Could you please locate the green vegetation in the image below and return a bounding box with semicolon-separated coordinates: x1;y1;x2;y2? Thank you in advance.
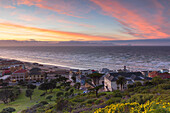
0;76;170;113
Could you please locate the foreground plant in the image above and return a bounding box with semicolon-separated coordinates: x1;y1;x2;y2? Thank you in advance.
94;101;170;113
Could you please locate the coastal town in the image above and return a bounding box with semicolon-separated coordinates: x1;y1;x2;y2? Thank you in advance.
0;58;169;91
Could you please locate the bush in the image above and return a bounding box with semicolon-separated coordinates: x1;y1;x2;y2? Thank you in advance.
158;84;170;90
2;107;16;113
46;95;53;101
94;99;102;104
105;94;113;100
56;92;64;97
98;92;106;97
86;99;97;104
72;97;86;103
127;94;154;104
112;90;122;97
105;97;121;105
40;101;48;105
95;101;170;113
134;82;142;87
127;84;134;89
65;86;71;91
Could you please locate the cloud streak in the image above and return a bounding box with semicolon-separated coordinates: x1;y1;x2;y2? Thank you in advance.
13;0;92;18
90;0;170;39
0;22;115;41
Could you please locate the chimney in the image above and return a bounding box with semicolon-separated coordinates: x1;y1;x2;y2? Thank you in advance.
124;66;126;71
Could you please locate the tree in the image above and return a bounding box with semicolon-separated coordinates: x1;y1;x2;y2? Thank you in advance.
87;73;103;86
71;76;76;83
46;95;53;101
116;76;126;91
0;89;13;104
48;80;56;93
56;76;68;83
74;82;81;90
27;84;36;90
39;82;50;93
25;89;33;100
86;73;104;97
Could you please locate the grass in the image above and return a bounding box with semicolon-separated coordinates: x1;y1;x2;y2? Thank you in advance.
0;88;59;113
0;86;83;113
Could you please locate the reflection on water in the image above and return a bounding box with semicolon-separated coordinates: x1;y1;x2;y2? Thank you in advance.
0;46;169;71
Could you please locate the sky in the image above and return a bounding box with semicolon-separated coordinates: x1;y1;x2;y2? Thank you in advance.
0;0;169;46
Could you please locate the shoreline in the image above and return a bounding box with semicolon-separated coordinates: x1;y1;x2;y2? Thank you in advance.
0;56;88;70
0;56;167;72
0;57;74;71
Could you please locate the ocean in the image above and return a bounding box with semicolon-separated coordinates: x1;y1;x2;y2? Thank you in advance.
0;46;169;71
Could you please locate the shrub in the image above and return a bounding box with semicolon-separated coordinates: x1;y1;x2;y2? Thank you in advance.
94;99;102;104
65;86;71;91
127;84;134;89
112;90;122;97
72;97;86;103
127;94;154;104
86;99;97;104
2;107;16;113
94;101;170;113
98;92;106;97
158;84;170;90
46;95;53;101
56;92;64;97
105;97;121;105
105;94;113;100
134;82;142;87
40;101;48;105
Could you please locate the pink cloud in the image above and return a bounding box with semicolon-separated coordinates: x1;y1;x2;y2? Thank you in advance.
14;0;92;18
0;22;115;41
91;0;170;39
0;0;16;9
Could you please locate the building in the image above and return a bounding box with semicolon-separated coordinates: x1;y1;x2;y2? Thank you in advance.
160;69;169;73
11;69;28;82
148;71;170;79
104;72;144;91
2;70;11;76
0;60;24;69
100;68;110;74
27;68;44;82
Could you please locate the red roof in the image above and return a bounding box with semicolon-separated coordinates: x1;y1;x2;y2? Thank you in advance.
2;70;11;76
13;69;27;74
148;71;170;79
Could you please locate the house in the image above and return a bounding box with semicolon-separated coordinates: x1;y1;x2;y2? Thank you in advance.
27;68;44;82
46;71;58;80
160;69;169;73
148;71;170;79
100;68;110;74
0;60;24;69
104;72;144;91
11;69;28;82
2;70;11;76
117;66;130;73
69;69;81;82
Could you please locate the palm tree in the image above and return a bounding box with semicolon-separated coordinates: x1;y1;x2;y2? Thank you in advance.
116;76;126;91
86;73;104;97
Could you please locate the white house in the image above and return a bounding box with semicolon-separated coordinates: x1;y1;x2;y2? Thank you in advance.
104;72;145;91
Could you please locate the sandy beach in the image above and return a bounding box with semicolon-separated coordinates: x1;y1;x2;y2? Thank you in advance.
0;57;71;72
